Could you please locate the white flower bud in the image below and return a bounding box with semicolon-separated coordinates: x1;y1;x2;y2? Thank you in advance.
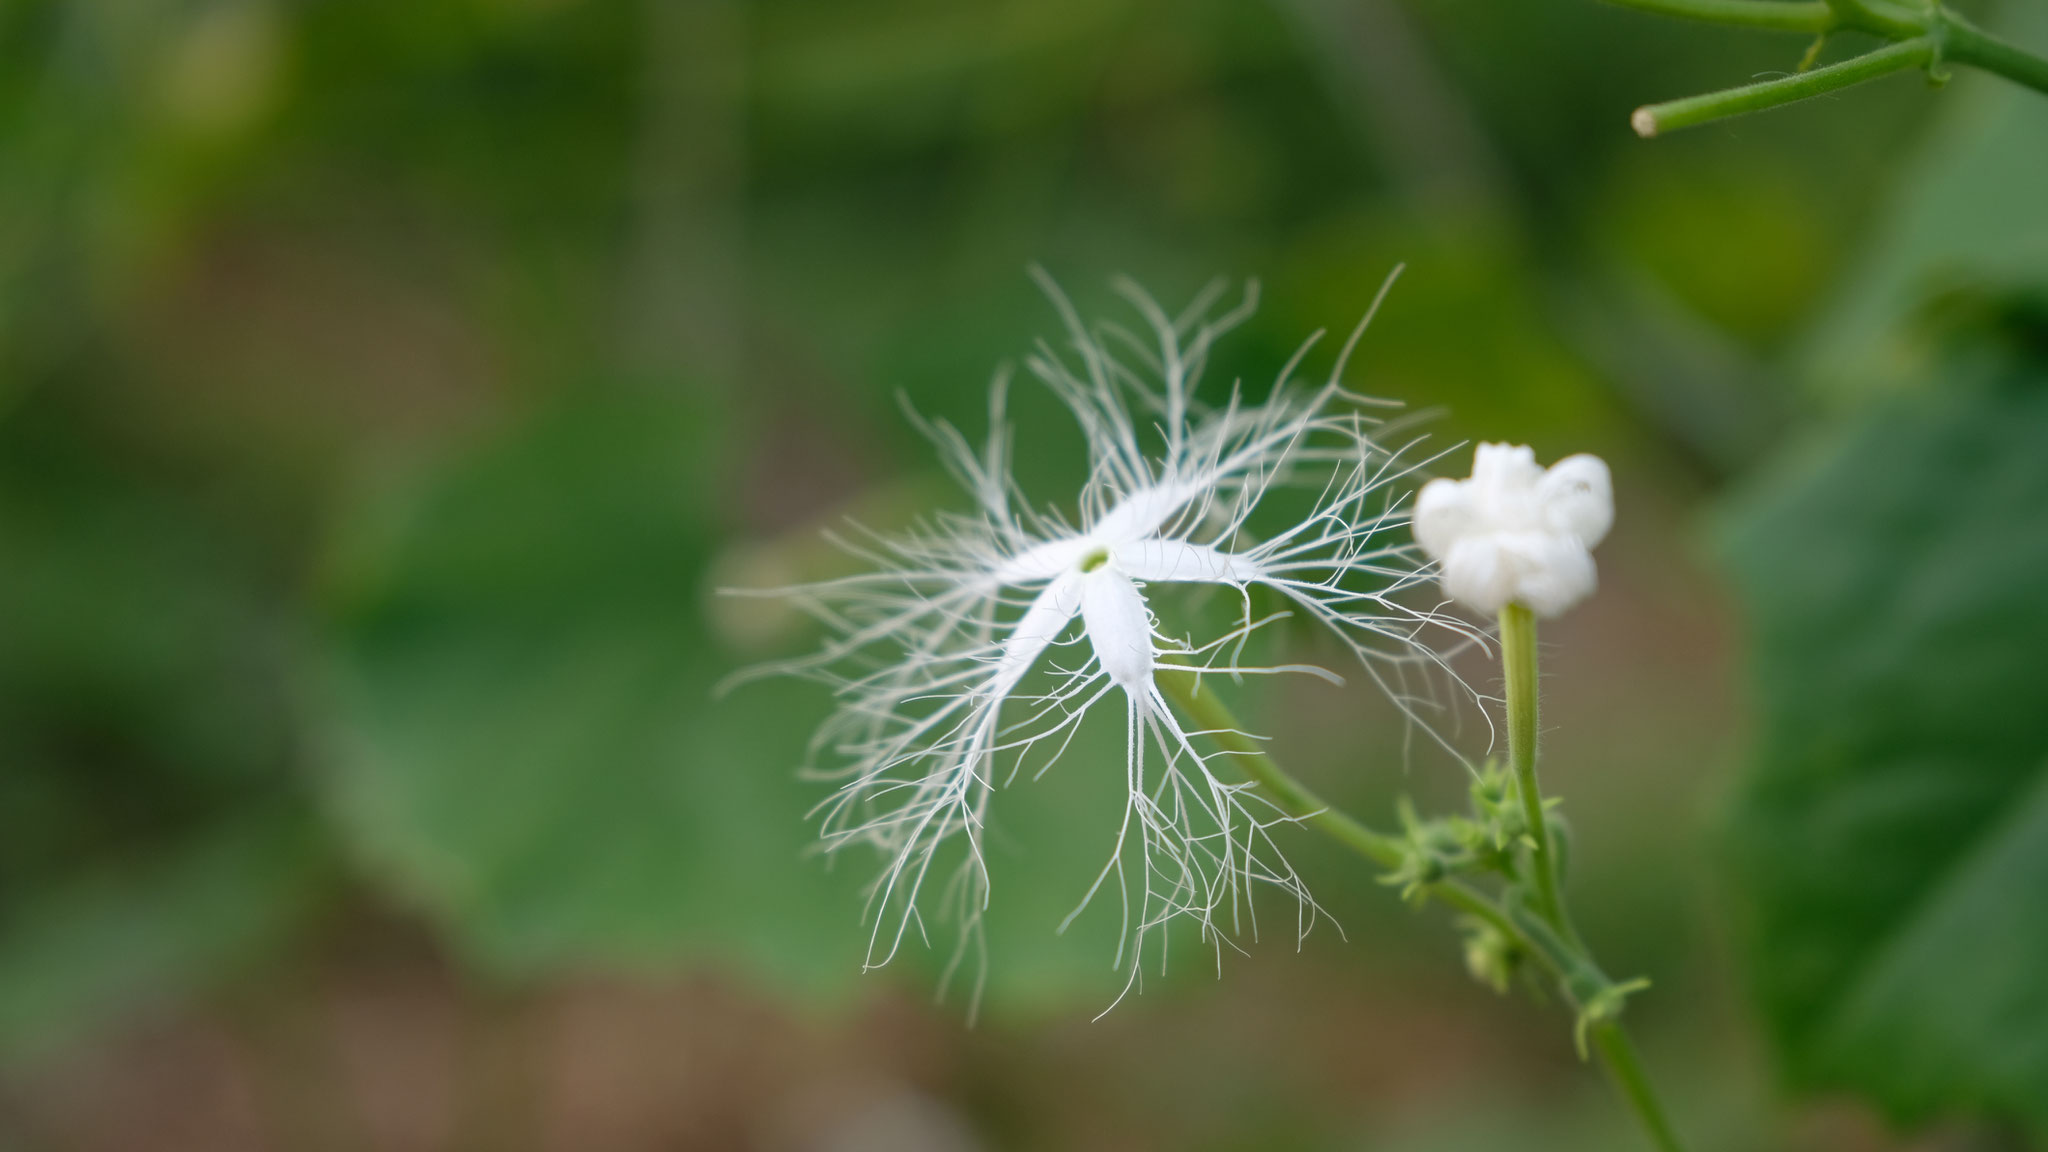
1537;454;1612;548
1412;443;1613;618
1412;477;1477;559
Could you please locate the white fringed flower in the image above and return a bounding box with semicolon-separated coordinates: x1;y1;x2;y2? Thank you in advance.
734;272;1466;1008
1412;443;1613;618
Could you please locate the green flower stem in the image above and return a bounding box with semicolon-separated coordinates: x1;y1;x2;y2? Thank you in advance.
1946;16;2048;96
1500;603;1569;934
1602;0;1834;34
1155;669;1404;870
1155;667;1687;1151
1154;669;1520;943
1498;606;1685;1151
1631;36;1933;137
1824;0;1924;40
1590;1022;1690;1152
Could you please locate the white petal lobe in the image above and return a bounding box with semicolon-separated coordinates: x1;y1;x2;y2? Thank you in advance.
991;572;1086;697
1471;442;1543;498
1441;537;1514;618
994;536;1094;584
1079;570;1155;688
1537;454;1613;547
1412;477;1476;559
1512;535;1597;617
1090;481;1200;545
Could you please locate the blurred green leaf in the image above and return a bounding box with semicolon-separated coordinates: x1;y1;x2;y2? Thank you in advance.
1274;212;1625;452
1798;3;2048;400
1597;155;1830;348
1721;343;2048;1135
316;394;873;986
0;814;322;1059
0;392;320;1054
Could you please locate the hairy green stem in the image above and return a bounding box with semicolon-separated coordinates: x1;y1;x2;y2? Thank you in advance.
1500;603;1566;931
1825;0;1924;39
1615;0;2048;135
1498;609;1684;1151
1602;0;1834;34
1946;17;2048;96
1631;36;1933;136
1592;1023;1689;1152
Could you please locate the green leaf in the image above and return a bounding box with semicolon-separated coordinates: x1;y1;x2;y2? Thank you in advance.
1721;354;2048;1134
0;814;324;1060
315;394;874;989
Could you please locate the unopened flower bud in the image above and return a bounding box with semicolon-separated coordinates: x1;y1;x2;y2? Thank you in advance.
1460;916;1521;995
1413;443;1613;617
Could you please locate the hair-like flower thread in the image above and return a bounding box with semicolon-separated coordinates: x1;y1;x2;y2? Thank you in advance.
1411;443;1613;618
735;271;1467;1008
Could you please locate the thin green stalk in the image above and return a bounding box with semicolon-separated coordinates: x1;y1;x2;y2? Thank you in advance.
1615;0;2048;135
1591;1023;1689;1152
1824;0;1923;40
1946;16;2048;97
1497;611;1684;1152
1157;668;1405;868
1631;36;1933;136
1156;666;1687;1151
1155;669;1524;947
1601;0;1834;34
1500;603;1565;930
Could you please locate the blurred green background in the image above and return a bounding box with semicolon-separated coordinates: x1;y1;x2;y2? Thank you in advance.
3;0;2047;1149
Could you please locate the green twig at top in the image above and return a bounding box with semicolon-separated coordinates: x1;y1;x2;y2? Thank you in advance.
1605;0;1833;34
1600;0;2048;135
1632;35;1934;137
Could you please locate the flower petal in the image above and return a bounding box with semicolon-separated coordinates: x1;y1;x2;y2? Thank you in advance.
1412;476;1476;561
1441;536;1516;617
1507;533;1597;617
1112;539;1260;585
995;535;1094;584
1471;442;1543;503
1079;570;1155;689
1538;453;1613;548
1089;481;1200;545
1440;532;1596;618
990;571;1086;696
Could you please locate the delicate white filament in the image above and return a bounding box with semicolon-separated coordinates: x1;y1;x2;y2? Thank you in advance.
1113;539;1261;584
732;270;1475;1009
